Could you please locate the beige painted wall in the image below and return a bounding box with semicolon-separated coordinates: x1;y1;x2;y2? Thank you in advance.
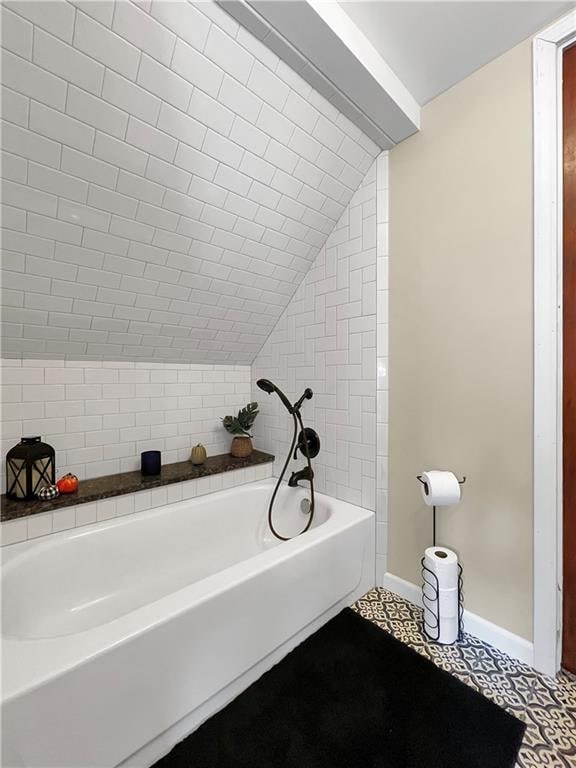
389;39;534;640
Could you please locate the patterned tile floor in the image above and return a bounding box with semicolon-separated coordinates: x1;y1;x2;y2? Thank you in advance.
354;589;576;767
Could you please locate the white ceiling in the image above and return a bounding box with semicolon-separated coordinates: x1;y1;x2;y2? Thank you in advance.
339;1;575;105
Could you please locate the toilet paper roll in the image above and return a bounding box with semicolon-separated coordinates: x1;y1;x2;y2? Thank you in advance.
422;546;460;645
438;587;459;618
437;616;459;645
423;603;459;643
422;584;459;618
424;546;459;590
420;470;461;507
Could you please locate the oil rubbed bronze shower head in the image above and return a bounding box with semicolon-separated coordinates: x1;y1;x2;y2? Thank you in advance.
293;388;313;411
256;379;294;414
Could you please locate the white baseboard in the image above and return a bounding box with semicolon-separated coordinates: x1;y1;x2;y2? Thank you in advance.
381;572;534;668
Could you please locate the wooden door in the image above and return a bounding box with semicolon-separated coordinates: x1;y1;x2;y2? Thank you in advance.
563;42;576;675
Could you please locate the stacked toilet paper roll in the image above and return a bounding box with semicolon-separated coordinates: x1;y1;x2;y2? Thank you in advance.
422;546;459;645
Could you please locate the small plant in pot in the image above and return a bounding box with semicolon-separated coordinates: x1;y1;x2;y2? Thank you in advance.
221;402;259;458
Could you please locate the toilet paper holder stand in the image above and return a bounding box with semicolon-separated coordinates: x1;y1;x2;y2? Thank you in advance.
417;474;465;643
416;474;466;546
421;556;464;642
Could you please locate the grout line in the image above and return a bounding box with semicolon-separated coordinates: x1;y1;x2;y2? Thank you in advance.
4;149;332;257
5;39;369;193
2;3;381;367
5;94;359;225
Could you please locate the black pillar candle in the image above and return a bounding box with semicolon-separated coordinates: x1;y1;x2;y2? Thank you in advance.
141;450;161;476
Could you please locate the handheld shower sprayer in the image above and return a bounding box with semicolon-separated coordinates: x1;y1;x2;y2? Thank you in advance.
256;379;294;414
256;378;319;540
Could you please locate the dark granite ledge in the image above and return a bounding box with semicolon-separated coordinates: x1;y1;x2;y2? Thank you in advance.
1;450;274;522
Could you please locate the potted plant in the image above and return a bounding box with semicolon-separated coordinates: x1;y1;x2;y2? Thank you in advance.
221;402;259;458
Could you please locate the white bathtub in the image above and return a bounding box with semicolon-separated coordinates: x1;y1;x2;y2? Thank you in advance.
1;479;374;768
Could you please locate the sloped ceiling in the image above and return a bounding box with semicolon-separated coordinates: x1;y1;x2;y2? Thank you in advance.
1;0;380;365
339;1;575;105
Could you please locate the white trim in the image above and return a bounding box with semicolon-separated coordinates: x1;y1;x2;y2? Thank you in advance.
382;573;534;668
305;0;421;129
533;10;576;677
219;1;419;147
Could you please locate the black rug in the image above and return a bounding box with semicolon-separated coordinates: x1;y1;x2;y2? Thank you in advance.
154;608;526;768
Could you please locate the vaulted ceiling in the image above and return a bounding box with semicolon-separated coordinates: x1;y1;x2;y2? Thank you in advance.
1;0;380;364
339;1;574;104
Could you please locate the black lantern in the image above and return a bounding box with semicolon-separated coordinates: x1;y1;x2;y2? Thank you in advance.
6;437;55;500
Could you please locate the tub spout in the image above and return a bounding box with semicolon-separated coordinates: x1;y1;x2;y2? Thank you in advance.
288;466;314;487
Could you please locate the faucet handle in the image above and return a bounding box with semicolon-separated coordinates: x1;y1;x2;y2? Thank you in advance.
294;427;321;460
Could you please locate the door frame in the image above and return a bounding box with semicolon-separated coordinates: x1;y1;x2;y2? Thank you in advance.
533;10;576;677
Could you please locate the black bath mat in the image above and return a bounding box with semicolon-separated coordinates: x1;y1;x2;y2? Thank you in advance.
154;608;525;768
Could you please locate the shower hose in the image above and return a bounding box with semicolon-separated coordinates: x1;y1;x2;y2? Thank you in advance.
267;408;315;541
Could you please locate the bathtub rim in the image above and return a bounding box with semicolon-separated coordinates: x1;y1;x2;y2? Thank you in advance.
2;479;374;704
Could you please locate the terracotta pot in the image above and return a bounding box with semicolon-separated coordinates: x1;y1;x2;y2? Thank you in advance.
230;436;253;458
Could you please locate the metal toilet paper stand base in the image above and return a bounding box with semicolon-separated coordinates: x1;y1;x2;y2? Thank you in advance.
421;556;464;642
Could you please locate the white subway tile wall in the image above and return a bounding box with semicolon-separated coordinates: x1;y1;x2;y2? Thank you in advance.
1;0;380;365
0;462;273;545
375;152;389;584
252;158;382;513
0;359;251;493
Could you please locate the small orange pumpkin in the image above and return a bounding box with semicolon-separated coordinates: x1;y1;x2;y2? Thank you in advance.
56;473;79;494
